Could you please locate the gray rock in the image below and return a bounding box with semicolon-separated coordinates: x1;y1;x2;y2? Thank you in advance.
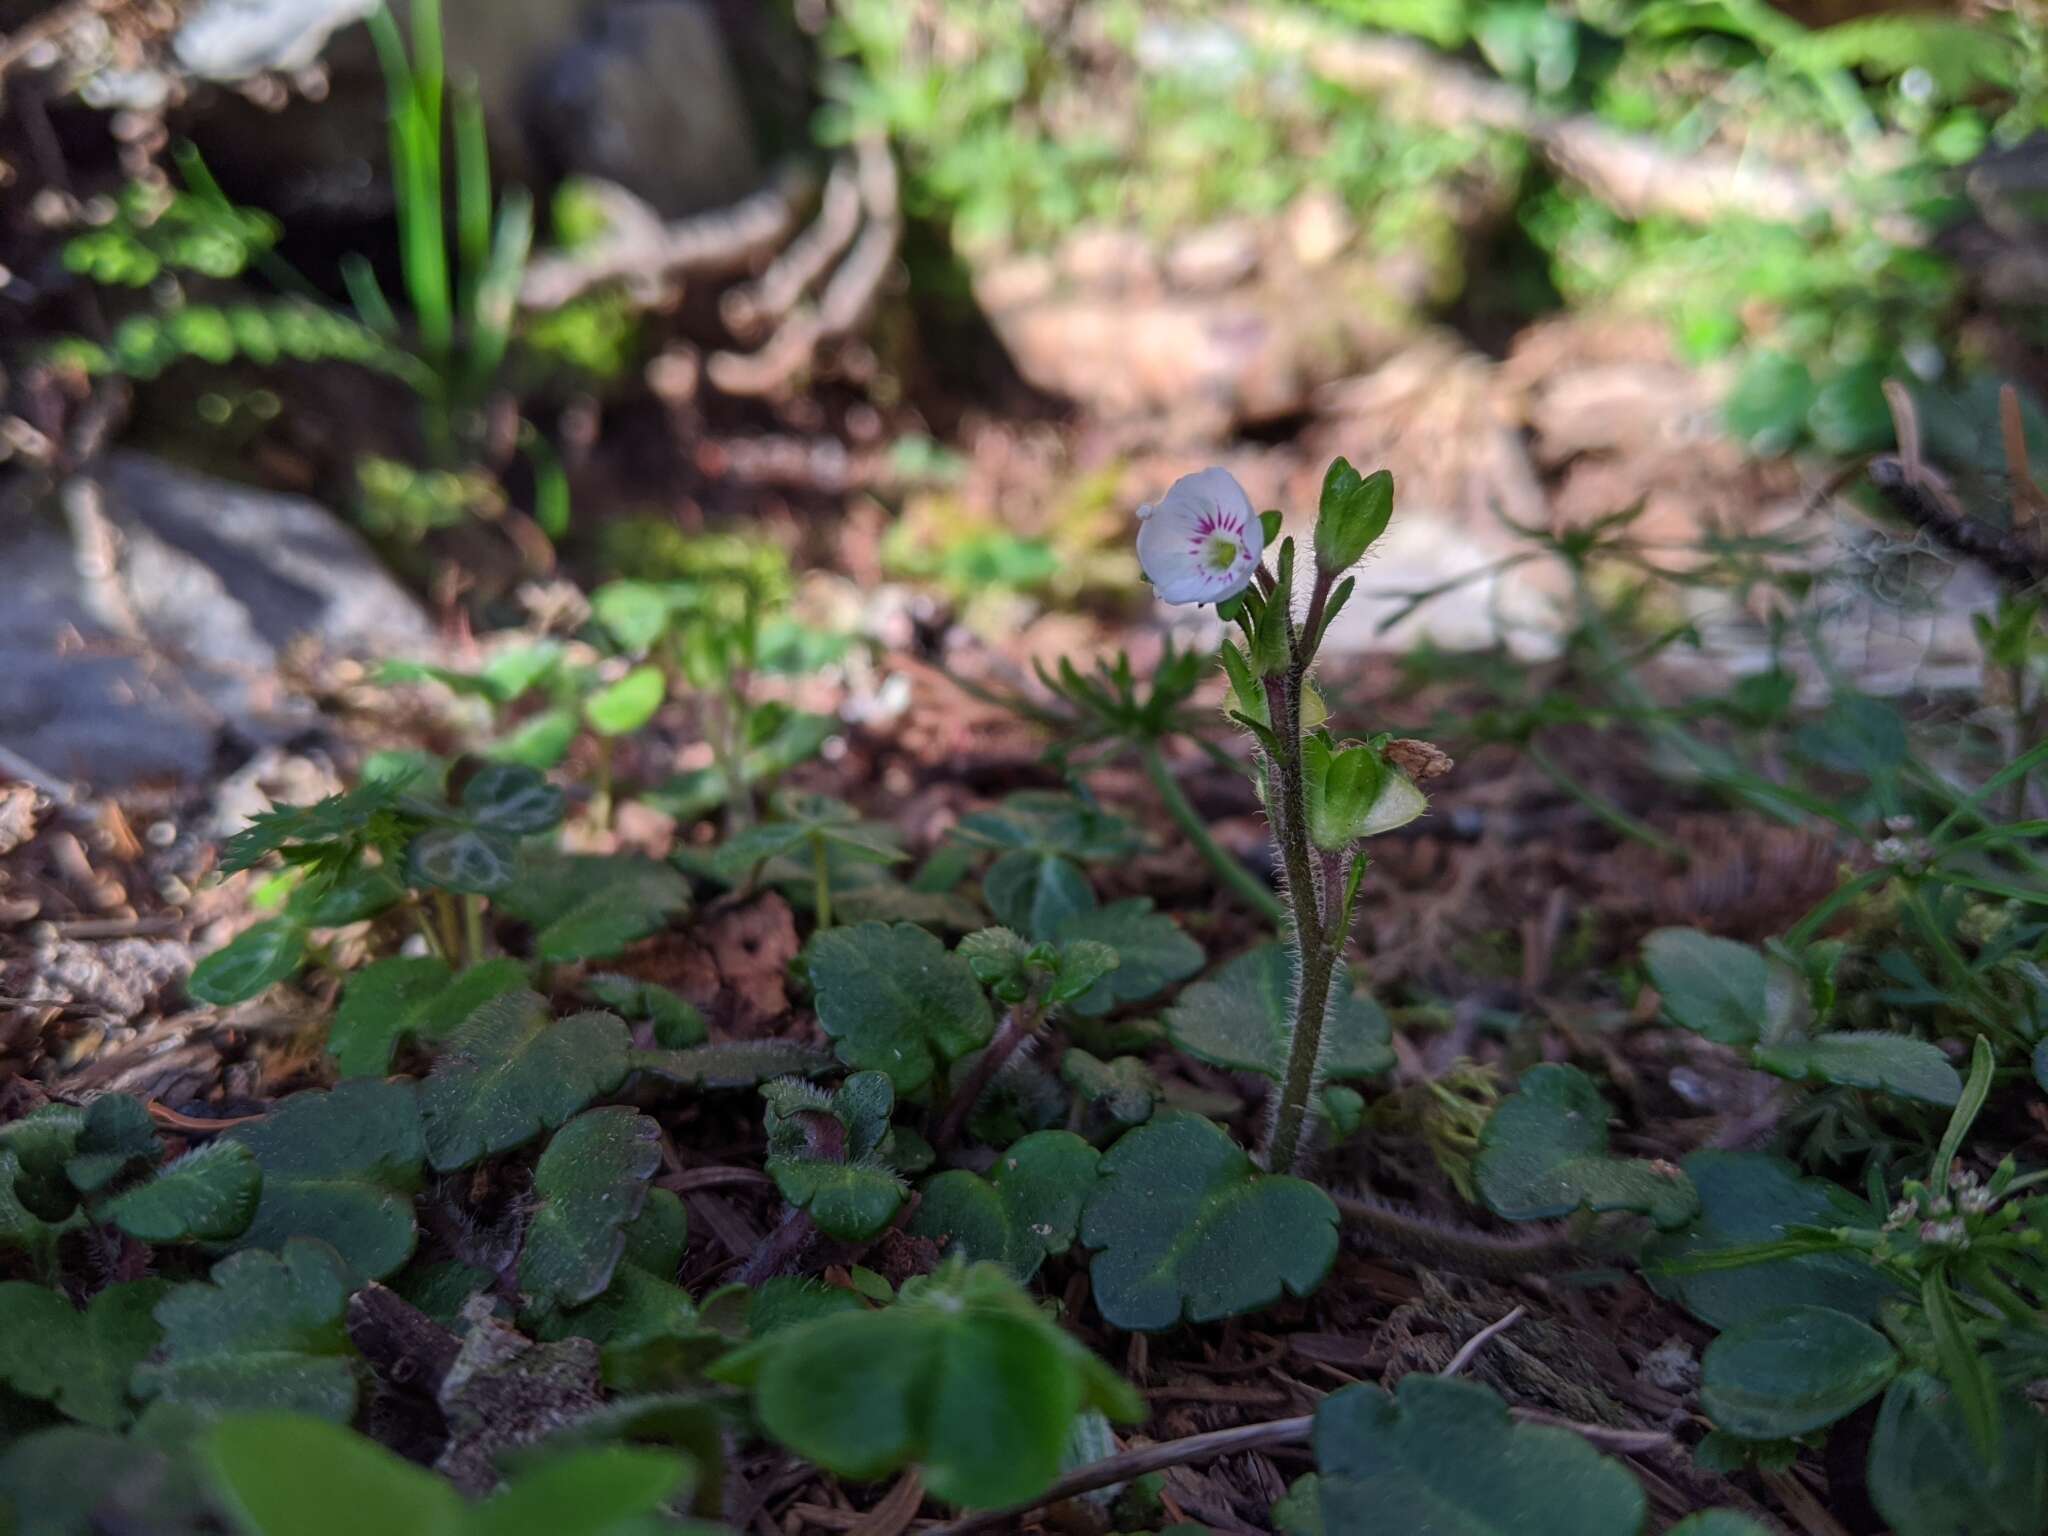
173;0;379;79
0;456;432;791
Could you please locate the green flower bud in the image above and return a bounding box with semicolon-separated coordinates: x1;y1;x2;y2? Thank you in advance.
1314;458;1394;576
1303;735;1428;850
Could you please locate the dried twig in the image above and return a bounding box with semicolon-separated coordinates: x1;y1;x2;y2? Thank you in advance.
1441;1303;1526;1378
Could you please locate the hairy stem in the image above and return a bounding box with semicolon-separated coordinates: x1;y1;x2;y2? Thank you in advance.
1267;925;1339;1174
1331;1190;1578;1278
1138;740;1285;925
737;1205;818;1286
935;997;1043;1151
1263;623;1333;1171
811;834;833;931
461;894;486;968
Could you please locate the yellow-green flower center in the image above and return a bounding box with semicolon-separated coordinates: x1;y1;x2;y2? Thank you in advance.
1202;535;1240;572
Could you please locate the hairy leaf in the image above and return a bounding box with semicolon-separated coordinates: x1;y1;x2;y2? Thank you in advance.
0;1279;168;1428
417;992;630;1171
1751;1033;1960;1106
631;1040;838;1089
1166;944;1392;1081
1867;1371;2048;1536
493;853;689;963
519;1108;661;1310
806;923;993;1094
1475;1064;1697;1228
102;1141;262;1244
329;957;529;1077
910;1131;1101;1279
1052;898;1203;1017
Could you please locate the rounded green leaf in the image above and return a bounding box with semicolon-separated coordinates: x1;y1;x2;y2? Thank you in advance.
1475;1064;1698;1228
459;762;566;834
417;992;631;1171
468;1444;694;1536
910;1131;1101;1278
770;1160;907;1242
1080;1111;1338;1331
103;1141;262;1243
188;921;307;1006
806;923;994;1094
583;665;666;737
136;1239;356;1421
492;853;689;963
1166;944;1392;1082
1751;1033;1960;1106
983;850;1096;941
713;1260;1140;1509
1051;898;1204;1017
225;1080;424;1282
1315;1375;1646;1536
1647;1151;1901;1331
1643;928;1767;1046
64;1094;161;1197
329;957;528;1078
1700;1305;1899;1439
518;1108;661;1310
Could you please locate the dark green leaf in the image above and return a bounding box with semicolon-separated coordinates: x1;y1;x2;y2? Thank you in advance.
64;1095;161;1197
1475;1064;1697;1228
1053;898;1203;1017
1165;944;1391;1081
102;1141;261;1243
1647;1152;1900;1330
1313;1374;1645;1535
224;1080;424;1281
188;921;307;1006
492;853;689;963
910;1131;1101;1279
587;975;706;1047
1751;1033;1960;1106
519;1108;662;1310
1700;1305;1899;1439
290;865;405;927
1080;1111;1337;1331
983;850;1096;940
630;1041;837;1090
459;763;565;834
329;957;528;1077
1;1104;86;1220
806;922;994;1094
0;1280;168;1428
417;992;630;1171
1868;1371;2048;1536
136;1239;357;1420
1643;928;1767;1046
405;825;519;894
204;1411;459;1536
710;1259;1141;1508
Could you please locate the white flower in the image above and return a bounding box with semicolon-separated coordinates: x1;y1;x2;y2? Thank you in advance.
1135;468;1263;605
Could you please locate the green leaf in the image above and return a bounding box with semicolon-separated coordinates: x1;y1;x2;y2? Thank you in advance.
291;864;405;927
536;1268;723;1393
102;1141;262;1243
457;763;565;834
329;957;529;1077
806;922;994;1094
0;1280;168;1428
136;1239;357;1420
1921;1270;2000;1464
583;665;667;737
954;793;1140;865
519;1108;662;1310
1646;1151;1900;1331
220;777;415;875
0;1150;60;1268
1166;944;1392;1081
1751;1033;1961;1106
0;1424;202;1536
910;1131;1101;1279
64;1094;161;1198
1643;928;1767;1046
587;975;705;1047
224;1080;424;1281
1666;1518;1776;1536
406;825;519;894
1313;1374;1646;1536
1;1105;87;1219
417;992;631;1171
205;1411;460;1536
188;921;307;1006
711;1259;1141;1508
772;1161;907;1243
763;1073;906;1242
1060;1049;1159;1128
1314;459;1394;574
487;705;580;770
1474;1064;1697;1228
1052;898;1203;1017
492;853;690;963
1868;1371;2048;1536
984;849;1096;940
1700;1305;1899;1439
1080;1111;1338;1331
465;1443;694;1536
631;1040;838;1089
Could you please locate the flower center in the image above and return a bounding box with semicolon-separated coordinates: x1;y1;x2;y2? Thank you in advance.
1201;534;1241;572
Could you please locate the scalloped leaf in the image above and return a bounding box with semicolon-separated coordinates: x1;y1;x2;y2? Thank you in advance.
586;975;706;1048
493;853;690;963
630;1040;838;1089
188;920;307;1006
417;992;630;1171
135;1239;357;1420
64;1094;162;1197
1080;1111;1337;1331
910;1131;1101;1279
1;1104;87;1220
710;1259;1141;1508
329;957;529;1077
102;1141;261;1243
806;922;994;1094
1700;1305;1898;1439
1166;944;1392;1082
1475;1064;1697;1228
224;1080;425;1282
983;849;1096;940
1647;1151;1901;1331
1313;1374;1646;1535
1751;1033;1960;1106
519;1108;662;1311
1052;898;1203;1017
0;1279;168;1428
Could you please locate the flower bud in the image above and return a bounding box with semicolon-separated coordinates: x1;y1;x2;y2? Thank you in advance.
1313;458;1394;576
1302;736;1428;850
